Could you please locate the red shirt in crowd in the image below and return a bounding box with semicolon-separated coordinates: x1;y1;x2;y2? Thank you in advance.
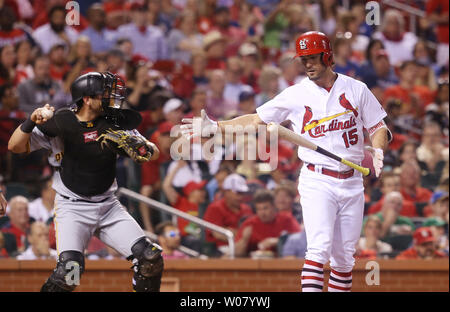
141;131;171;187
396;247;446;259
426;0;449;44
0;110;26;156
203;198;253;247
400;187;433;204
174;196;199;237
368;197;418;217
383;85;434;111
235;213;301;254
0;28;27;48
1;223;27;251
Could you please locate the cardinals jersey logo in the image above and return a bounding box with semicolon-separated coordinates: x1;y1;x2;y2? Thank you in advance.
301;106;313;134
338;93;358;117
299;39;307;50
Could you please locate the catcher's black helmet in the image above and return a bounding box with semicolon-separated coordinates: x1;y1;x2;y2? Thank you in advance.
70;71;126;113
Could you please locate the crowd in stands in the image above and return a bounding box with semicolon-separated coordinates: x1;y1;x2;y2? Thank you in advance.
0;0;448;261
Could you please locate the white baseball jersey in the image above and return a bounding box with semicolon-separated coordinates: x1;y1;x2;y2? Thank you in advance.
256;74;387;172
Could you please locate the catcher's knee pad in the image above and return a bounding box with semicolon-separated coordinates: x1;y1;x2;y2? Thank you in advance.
130;237;164;292
40;250;85;292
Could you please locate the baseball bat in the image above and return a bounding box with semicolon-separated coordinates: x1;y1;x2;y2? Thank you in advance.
267;122;371;176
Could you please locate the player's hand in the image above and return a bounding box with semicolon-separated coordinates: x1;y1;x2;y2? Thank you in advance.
31;104;55;125
180;109;218;140
0;191;7;217
365;146;384;178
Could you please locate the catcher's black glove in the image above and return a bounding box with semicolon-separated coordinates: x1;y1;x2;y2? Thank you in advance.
97;129;155;163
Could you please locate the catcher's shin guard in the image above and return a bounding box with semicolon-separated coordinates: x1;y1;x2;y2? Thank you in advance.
41;251;85;292
130;237;164;292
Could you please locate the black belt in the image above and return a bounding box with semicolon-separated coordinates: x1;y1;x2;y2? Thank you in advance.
58;194;109;203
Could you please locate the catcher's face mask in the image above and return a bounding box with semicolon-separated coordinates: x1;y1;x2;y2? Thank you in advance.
101;72;126;113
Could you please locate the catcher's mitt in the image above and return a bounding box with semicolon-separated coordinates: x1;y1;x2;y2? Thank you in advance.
97;129;154;163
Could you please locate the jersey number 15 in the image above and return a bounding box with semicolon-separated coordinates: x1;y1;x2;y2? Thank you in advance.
342;129;358;148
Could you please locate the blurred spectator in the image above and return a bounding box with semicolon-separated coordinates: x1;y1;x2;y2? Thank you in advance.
356;215;393;258
397;140;419;166
204;164;232;202
417;122;448;190
361;49;398;91
413;41;438;91
367;172;418;217
48;43;70;84
0;83;25;175
426;0;449;67
163;98;184;125
163;160;206;251
0;6;28;48
205;69;232;119
167;11;203;64
32;5;78;54
155;221;189;259
15;40;35;85
203;30;227;71
140;121;175;232
281;231;307;259
223;56;251;112
278;51;304;90
400;160;433;207
64;36;96;92
0;44;17;86
17;221;57;260
273;182;302;224
203;173;253;254
184;86;207;118
211;6;247;57
337;11;370;62
255;65;281;108
0;195;30;253
373;9;418;66
17;55;60;115
425;80;449;136
238;42;261;93
384;61;434;116
369;191;415;239
332;37;361;79
117;2;168;62
238;88;256;115
190;50;209;86
311;0;339;36
235;189;300;257
28;177;55;223
81;4;116;54
423;217;448;255
423;190;449;220
396;227;447;259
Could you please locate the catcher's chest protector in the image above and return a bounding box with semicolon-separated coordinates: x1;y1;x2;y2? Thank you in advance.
52;110;119;196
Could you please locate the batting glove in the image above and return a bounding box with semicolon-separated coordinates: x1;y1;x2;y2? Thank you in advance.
365;146;384;178
180;109;218;140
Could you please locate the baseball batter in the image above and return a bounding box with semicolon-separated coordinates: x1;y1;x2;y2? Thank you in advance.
181;32;390;292
8;72;164;292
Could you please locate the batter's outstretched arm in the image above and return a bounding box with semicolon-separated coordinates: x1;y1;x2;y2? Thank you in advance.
181;110;265;139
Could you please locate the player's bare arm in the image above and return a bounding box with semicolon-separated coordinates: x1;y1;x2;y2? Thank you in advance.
8;104;55;154
181;110;265;139
367;124;391;177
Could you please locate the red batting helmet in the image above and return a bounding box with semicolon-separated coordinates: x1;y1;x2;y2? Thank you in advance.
295;31;334;66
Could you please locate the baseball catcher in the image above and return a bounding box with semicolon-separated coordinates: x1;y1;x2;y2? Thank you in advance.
8;72;163;292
